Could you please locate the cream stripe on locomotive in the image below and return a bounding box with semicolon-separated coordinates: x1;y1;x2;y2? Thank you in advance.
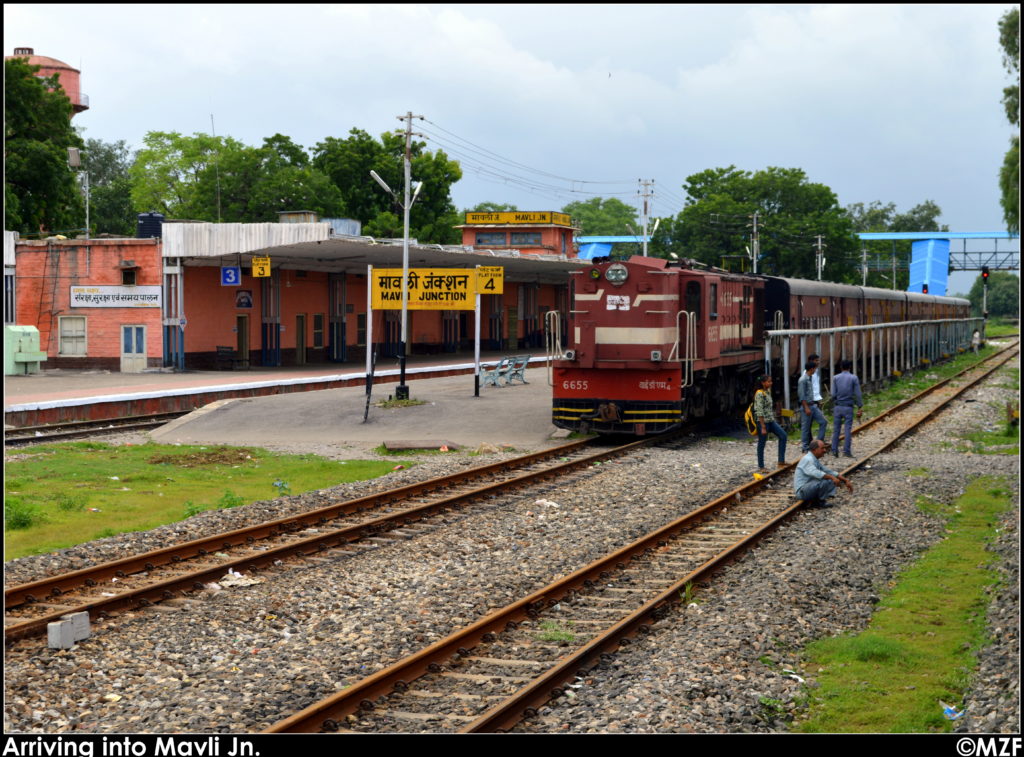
632;294;679;306
574;289;606;301
574;326;679;344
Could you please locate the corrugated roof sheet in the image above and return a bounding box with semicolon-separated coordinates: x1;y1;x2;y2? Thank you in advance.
162;222;329;258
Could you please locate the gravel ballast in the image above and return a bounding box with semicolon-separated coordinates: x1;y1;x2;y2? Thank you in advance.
3;362;1018;734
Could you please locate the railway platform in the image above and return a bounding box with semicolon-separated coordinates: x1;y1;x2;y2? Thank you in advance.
3;351;550;431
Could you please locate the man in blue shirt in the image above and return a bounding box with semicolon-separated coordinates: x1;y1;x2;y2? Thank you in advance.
798;360;828;452
830;360;863;458
794;440;853;508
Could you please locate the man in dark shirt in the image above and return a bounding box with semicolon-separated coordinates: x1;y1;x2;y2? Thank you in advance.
830;360;863;457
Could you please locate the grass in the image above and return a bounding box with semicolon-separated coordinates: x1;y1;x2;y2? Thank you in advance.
3;441;400;559
982;318;1017;337
374;398;428;409
536;619;576;643
794;476;1014;733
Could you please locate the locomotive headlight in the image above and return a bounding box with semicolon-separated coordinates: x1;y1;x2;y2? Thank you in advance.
605;263;629;286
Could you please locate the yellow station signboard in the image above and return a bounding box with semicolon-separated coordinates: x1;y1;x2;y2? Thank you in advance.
463;211;571;227
372;268;479;310
476;266;504;294
252;257;272;277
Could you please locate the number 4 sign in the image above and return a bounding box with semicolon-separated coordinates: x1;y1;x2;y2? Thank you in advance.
476;266;504;294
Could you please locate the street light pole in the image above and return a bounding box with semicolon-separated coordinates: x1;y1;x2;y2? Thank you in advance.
369;166;423;401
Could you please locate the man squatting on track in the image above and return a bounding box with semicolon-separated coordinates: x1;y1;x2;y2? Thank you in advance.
794;439;853;508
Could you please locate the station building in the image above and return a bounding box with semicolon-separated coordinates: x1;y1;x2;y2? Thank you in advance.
4;212;586;373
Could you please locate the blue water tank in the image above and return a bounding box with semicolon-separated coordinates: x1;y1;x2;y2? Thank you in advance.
908;239;950;295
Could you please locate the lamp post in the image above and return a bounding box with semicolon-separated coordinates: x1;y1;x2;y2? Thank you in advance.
370;168;423;400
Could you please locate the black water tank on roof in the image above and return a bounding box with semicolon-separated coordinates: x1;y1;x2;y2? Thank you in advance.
136;212;165;239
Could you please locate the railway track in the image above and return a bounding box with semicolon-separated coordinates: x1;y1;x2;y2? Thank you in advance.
4;412;191;447
265;342;1018;733
4;434;679;643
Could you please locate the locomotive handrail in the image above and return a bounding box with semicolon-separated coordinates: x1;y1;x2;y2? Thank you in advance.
668;310;696;387
544;310;562;387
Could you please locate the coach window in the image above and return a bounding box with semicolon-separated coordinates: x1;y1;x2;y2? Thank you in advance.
475;232;506;246
709;283;718;320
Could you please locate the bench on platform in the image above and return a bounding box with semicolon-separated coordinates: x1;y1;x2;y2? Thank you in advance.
506;354;531;385
481;355;531;387
216;345;247;370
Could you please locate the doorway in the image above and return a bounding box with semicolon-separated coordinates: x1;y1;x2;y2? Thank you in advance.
295;314;307;365
120;325;146;373
236;315;250;369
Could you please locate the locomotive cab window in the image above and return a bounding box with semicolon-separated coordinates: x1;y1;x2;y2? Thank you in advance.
685;281;701;320
709;283;718;320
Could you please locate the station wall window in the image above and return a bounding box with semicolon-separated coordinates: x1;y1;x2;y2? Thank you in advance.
510;232;542;246
356;313;366;346
475;232;506;246
4;267;15;324
121;268;137;286
313;313;324;348
58;316;87;356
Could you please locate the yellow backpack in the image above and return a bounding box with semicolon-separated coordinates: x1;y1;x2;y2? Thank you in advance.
744;390;765;435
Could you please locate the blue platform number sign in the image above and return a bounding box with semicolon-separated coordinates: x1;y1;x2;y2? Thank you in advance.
221;266;241;286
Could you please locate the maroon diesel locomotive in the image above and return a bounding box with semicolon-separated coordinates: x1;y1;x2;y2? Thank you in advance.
549;256;971;435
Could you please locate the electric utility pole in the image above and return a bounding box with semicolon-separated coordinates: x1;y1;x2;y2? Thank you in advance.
638;179;654;256
394;111;424;400
814;235;826;280
748;210;761;274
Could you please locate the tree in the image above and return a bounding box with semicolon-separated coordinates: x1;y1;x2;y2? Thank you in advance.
4;57;84;234
967;270;1020;318
465;201;519;213
129;131;344;222
999;7;1019;233
82;136;135;236
129;131;242;218
671;166;858;281
561;197;638;236
312;128;464;244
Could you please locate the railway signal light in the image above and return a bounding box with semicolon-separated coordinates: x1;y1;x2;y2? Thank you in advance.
982;266;990;280
922;283;928;294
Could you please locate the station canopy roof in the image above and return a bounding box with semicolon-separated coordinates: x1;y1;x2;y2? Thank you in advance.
162;222;586;284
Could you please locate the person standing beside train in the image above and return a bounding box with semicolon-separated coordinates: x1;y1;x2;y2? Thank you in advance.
753;375;787;472
799;360;828;453
830;360;863;458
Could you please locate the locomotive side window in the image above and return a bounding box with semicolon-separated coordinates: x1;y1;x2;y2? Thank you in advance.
742;285;751;328
685;281;701;320
709;283;718;320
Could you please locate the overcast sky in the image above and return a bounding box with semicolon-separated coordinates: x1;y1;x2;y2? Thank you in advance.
5;3;1018;294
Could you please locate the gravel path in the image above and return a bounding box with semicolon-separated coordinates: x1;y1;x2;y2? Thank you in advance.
3;362;1018;734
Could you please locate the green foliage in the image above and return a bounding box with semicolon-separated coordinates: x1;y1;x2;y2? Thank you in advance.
999;7;1019;233
668;166;858;281
312;128;463;244
183;500;207;518
466;201;519;213
82;136;136;236
797;476;1012;733
561;196;639;238
4;441;397;558
966;270;1019;317
5;497;46;531
216;489;246;509
271;479;292;496
4;57;84;234
536;619;576;643
130;131;344;222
